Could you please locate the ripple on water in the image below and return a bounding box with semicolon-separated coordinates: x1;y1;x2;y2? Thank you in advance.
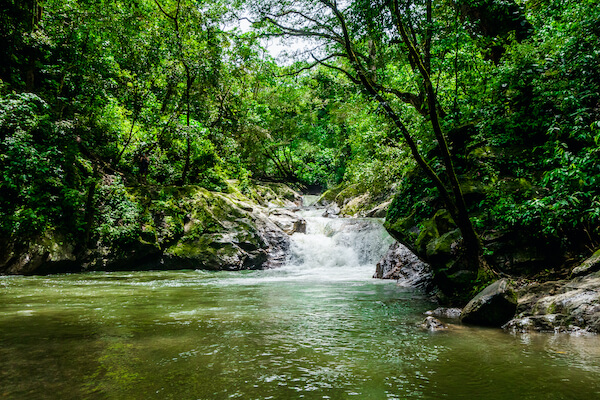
2;215;600;399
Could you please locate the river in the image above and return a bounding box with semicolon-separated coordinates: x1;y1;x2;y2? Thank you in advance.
1;210;599;399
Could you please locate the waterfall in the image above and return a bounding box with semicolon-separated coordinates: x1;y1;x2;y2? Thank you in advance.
279;209;395;281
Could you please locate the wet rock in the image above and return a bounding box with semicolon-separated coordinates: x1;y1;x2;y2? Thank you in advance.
315;184;394;218
365;200;391;218
460;278;518;327
505;271;600;333
374;242;433;290
160;190;290;271
421;316;447;331
269;208;306;235
322;204;340;218
571;249;600;277
503;314;567;333
425;307;462;319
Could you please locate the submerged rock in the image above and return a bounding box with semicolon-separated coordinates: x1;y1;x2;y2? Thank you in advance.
460;279;518;327
425;307;462;319
374;242;433;290
421;316;447;331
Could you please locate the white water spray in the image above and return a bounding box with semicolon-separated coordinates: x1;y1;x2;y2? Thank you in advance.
277;209;394;281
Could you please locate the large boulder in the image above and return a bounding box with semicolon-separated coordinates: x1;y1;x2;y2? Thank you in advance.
0;183;297;275
460;278;518;327
504;270;600;333
374;242;433;290
0;233;80;275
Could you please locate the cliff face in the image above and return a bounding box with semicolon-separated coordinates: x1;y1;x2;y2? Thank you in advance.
0;182;304;275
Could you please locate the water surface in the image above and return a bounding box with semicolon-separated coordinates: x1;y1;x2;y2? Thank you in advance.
1;213;599;399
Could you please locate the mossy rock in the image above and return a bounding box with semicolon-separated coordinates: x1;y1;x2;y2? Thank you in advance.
316;185;345;206
3;181;292;274
334;184;361;205
243;181;301;207
426;229;462;261
571;248;600;277
341;193;370;216
460;279;518;327
414;210;456;256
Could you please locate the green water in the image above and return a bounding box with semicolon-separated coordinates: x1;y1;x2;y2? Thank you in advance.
1;269;599;399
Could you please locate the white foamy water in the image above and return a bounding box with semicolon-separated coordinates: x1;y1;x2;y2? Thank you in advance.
234;209;395;284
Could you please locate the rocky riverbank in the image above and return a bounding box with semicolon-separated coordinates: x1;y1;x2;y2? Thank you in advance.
376;241;600;333
0;180;305;275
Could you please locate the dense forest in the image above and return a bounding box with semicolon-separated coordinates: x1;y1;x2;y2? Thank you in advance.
2;0;600;302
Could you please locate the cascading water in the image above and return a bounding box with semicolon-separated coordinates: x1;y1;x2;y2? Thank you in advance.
274;208;395;281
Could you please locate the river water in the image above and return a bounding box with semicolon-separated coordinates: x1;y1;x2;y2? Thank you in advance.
1;211;600;399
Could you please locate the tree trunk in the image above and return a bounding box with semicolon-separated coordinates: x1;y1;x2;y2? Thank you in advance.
180;72;192;185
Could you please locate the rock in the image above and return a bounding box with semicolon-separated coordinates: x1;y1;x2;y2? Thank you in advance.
503;314;567;333
269;208;306;235
340;192;370;216
315;184;394;218
571;249;600;277
421;316;447;331
505;271;600;333
159;189;290;271
0;233;80;275
322;204;340;218
460;278;518;327
374;242;433;290
425;307;462;319
365;200;391;218
246;181;303;208
0;183;296;275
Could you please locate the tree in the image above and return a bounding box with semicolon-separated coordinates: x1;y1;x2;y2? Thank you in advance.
250;0;493;276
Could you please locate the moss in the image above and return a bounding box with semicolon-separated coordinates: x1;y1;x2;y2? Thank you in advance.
468;146;498;160
426;229;462;259
334;184;361;205
140;223;157;243
571;248;600;276
167;235;217;258
341;193;370;216
317;184;345;204
385;210;417;236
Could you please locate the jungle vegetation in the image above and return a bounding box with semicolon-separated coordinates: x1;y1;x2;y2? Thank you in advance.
1;0;600;289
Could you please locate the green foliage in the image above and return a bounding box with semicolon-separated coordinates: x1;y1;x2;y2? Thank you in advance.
0;92;84;239
468;0;600;246
3;0;600;284
95;176;144;248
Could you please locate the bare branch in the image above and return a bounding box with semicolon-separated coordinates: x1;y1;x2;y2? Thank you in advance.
272;9;340;38
262;16;344;45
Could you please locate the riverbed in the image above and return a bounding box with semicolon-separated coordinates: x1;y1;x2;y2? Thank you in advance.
1;212;599;399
